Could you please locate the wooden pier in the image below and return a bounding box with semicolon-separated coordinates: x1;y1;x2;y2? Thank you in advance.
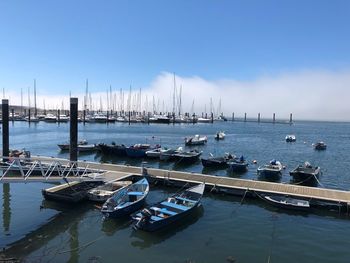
2;156;350;211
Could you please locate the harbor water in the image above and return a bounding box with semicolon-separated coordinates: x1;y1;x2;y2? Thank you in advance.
1;120;350;262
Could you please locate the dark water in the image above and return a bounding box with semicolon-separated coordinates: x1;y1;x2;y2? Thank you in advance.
1;121;350;262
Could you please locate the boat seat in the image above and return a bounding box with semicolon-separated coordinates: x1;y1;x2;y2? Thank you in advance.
150;206;177;216
117;202;131;208
176;196;196;203
151;215;163;221
161;201;189;211
127;191;144;196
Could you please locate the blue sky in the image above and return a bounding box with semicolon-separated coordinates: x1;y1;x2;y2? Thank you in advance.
1;0;349;93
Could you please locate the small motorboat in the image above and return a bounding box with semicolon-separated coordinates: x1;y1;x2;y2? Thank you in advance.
145;147;171;159
257;159;283;180
185;135;207;146
289;162;321;185
101;178;149;218
285;134;296;142
126;144;161;158
99;143;127;156
227;156;249;173
261;194;310;211
78;144;98;152
87;180;132;202
132;183;205;231
159;147;183;161
57;140;88;151
313;141;327;150
173;149;202;164
201;153;235;169
215;131;225;140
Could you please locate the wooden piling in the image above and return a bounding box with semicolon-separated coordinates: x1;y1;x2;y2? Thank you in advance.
11;109;14;122
83;109;86;124
2;99;9;159
70;98;78;162
273;113;276;123
244;113;247;122
232;112;234;122
258;113;260;123
290;113;293;123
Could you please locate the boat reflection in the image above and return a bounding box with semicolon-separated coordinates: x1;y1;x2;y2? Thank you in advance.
101;217;132;236
129;205;204;249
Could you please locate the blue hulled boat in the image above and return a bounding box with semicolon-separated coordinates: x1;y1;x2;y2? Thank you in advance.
132;183;205;232
99;143;127;156
101;178;149;218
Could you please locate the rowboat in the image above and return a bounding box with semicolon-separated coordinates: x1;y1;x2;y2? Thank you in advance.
261;195;310;211
101;178;149;218
132;183;205;231
87;180;132;202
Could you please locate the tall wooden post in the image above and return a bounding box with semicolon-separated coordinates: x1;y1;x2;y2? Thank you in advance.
273;113;276;123
258;113;260;123
70;98;78;162
2;99;9;159
244;113;247;122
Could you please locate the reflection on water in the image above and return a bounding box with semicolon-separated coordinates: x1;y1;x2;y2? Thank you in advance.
101;217;131;236
130;205;204;249
2;183;11;233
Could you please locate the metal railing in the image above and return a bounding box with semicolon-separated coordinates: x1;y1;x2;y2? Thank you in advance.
0;156;105;181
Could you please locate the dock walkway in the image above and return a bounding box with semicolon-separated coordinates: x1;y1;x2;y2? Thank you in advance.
2;156;350;207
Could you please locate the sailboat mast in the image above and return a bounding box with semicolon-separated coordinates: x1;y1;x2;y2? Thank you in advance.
34;79;37;116
173;73;176;114
21;88;23;115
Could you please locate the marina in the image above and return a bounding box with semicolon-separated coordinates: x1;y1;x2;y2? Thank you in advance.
1;2;350;262
1;111;350;262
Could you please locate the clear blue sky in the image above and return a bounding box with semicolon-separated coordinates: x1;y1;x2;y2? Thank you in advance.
0;0;349;94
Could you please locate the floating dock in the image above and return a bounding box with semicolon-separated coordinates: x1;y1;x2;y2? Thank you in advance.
1;156;350;212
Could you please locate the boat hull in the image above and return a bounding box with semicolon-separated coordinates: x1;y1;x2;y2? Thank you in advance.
201;158;228;168
99;144;127;156
134;203;201;232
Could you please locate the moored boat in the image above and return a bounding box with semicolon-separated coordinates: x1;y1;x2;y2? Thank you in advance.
132;183;205;231
185;135;207;146
201;153;235;169
126;144;161;158
42;179;105;203
101;178;149;218
228;156;249;173
159;147;183;161
57;140;88;151
173;149;202;164
215;131;225;140
289;162;321;186
87;180;132;202
99;143;127;156
257;160;283;180
313;141;327;150
261;194;310;211
285;134;296;142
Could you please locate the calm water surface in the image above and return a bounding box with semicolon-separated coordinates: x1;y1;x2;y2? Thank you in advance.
1;121;350;262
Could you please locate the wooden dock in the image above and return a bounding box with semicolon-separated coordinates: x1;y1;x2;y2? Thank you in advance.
2;156;350;210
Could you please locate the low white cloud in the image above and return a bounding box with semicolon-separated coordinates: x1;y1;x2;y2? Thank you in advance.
3;69;350;121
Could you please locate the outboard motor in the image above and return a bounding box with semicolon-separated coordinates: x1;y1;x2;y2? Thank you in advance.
135;208;152;229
